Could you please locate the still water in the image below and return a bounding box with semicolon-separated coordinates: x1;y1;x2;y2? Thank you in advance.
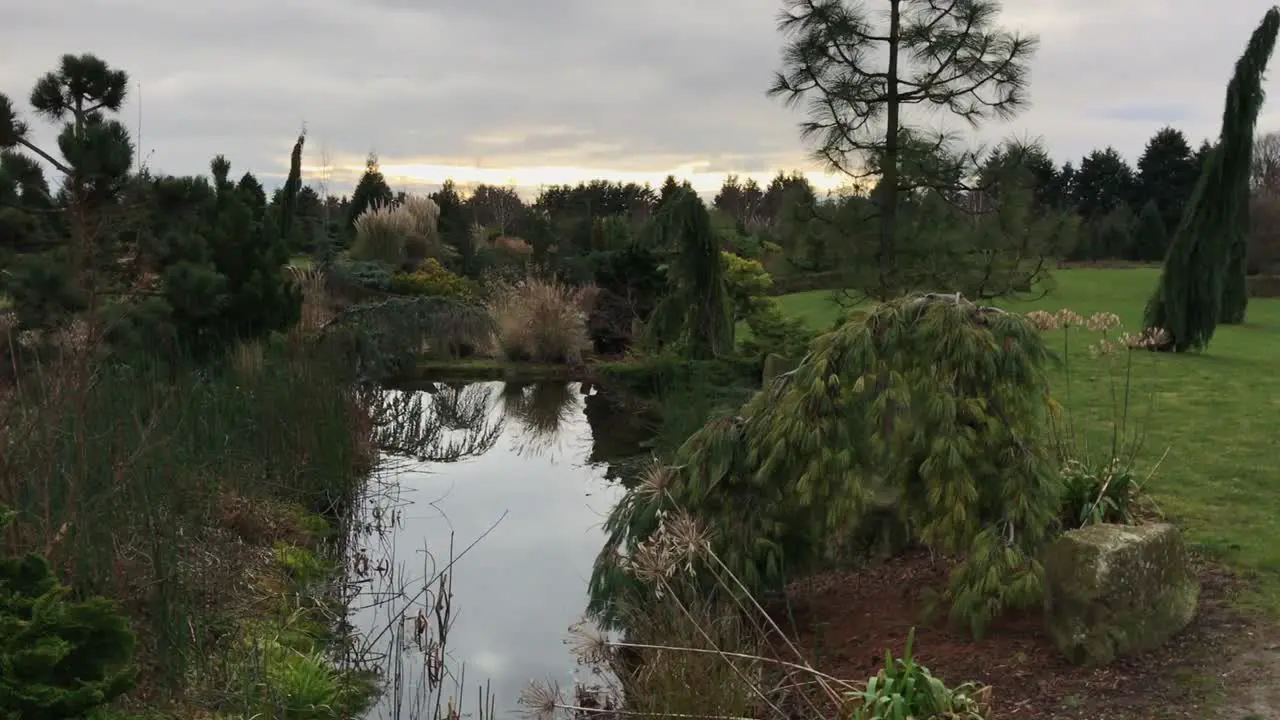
344;381;650;718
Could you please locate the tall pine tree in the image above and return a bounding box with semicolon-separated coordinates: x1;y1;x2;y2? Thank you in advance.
1145;6;1280;350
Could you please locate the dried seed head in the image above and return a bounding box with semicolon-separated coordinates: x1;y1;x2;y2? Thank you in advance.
566;620;612;666
1086;312;1122;333
626;509;710;585
1142;327;1171;349
636;457;675;499
1088;338;1118;358
1024;310;1059;331
1055;309;1084;328
518;681;561;720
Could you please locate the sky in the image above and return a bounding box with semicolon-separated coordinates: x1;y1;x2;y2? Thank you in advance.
3;0;1280;198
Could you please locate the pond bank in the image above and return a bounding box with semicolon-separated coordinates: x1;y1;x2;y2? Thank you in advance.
397;356;764;395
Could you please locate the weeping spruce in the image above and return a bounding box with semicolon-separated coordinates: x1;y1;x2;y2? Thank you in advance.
644;187;734;359
1146;6;1280;348
590;294;1060;638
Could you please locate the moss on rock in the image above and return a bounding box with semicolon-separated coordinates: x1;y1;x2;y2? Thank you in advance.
1043;523;1199;666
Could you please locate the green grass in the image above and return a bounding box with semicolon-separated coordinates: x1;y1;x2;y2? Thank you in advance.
775;268;1280;611
288;254;315;269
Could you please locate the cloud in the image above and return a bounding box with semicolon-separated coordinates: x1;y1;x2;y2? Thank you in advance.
4;0;1280;195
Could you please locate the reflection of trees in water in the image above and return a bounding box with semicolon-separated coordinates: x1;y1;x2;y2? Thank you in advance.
369;384;503;466
582;386;658;484
499;382;582;459
341;384;506;720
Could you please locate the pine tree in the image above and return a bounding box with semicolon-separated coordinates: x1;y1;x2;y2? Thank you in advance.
347;153;393;230
1146;7;1280;349
0;54;133;330
1132;200;1169;262
590;294;1059;638
235;171;267;220
1136;127;1198;239
137;155;301;359
769;0;1037;299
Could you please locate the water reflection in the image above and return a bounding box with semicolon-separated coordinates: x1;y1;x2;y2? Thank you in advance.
343;381;649;719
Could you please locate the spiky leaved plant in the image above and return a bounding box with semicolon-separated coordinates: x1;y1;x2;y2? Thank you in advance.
589;293;1060;638
1146;6;1280;347
644;187;734;359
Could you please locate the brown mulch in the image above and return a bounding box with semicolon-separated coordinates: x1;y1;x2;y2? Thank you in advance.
778;550;1258;719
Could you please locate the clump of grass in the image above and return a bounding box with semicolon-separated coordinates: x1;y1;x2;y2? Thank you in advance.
485;272;597;363
351;196;445;267
287;265;332;334
351;203;416;266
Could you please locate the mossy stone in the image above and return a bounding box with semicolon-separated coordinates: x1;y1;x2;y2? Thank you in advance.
1043;523;1199;666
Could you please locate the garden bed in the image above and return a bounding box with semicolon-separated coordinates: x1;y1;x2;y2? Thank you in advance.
782;550;1261;719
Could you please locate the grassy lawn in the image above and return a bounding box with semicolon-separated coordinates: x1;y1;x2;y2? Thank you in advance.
775;268;1280;612
288;254;314;269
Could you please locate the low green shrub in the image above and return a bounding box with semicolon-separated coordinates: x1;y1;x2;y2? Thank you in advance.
739;300;816;360
0;506;137;719
721;251;772;321
389;258;478;300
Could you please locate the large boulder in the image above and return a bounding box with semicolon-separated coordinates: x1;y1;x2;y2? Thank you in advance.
1043;522;1199;666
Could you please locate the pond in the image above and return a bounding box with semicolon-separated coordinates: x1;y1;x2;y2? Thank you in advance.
343;381;653;719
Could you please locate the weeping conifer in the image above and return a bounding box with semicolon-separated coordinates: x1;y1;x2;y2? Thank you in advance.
1146;6;1280;348
590;293;1060;638
644;187;734;359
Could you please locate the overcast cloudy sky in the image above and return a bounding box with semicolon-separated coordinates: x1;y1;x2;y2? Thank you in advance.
3;0;1280;196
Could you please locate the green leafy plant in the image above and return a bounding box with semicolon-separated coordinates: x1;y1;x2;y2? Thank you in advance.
0;506;138;719
1059;458;1144;528
849;628;991;720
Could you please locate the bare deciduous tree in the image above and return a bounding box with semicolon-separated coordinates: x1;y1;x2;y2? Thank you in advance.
1252;130;1280;193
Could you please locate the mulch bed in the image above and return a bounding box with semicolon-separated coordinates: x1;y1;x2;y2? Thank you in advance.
778;550;1254;719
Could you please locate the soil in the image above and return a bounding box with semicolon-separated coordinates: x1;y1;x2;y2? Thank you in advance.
779;550;1271;719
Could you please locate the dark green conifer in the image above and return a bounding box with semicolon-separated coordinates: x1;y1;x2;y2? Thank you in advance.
279;131;305;240
347;153;393;229
1146;7;1280;348
1131;200;1168;263
645;187;734;359
0;506;137;718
